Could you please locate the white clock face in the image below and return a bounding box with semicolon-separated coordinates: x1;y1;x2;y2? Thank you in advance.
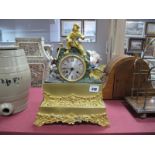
59;55;86;82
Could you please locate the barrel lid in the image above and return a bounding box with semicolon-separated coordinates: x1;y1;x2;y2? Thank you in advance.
0;46;19;50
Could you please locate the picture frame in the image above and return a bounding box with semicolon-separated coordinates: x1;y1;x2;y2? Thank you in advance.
128;38;145;51
83;20;96;42
60;19;82;37
125;21;145;38
145;22;155;36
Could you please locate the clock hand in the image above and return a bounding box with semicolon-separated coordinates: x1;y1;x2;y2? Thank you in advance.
69;70;72;76
68;69;75;80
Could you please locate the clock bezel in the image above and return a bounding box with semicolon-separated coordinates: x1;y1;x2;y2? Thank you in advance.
58;54;86;82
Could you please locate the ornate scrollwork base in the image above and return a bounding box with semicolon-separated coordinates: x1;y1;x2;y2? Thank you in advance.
34;83;109;127
34;112;109;127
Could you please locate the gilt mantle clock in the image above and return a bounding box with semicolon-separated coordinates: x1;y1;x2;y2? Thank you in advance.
34;23;109;127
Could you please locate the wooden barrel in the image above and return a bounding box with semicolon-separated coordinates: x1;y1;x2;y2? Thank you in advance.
0;47;31;115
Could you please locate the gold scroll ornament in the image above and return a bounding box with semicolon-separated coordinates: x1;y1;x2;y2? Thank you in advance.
34;83;109;127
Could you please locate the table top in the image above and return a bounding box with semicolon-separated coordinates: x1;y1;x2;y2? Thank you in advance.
0;88;155;134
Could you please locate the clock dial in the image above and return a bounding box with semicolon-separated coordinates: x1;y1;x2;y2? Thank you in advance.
59;55;86;82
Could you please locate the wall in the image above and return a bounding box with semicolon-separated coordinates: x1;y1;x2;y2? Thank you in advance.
0;19;51;42
0;19;111;64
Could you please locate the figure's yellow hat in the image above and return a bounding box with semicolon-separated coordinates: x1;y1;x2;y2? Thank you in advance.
73;24;80;29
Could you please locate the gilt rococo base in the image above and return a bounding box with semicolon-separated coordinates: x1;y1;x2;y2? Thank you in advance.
34;83;109;127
